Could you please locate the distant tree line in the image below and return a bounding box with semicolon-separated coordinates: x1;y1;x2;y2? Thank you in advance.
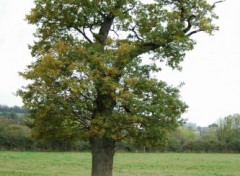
0;106;240;152
165;114;240;153
0;105;26;113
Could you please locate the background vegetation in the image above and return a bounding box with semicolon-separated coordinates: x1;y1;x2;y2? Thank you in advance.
1;105;240;153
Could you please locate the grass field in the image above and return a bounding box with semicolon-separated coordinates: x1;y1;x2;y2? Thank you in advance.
0;151;239;176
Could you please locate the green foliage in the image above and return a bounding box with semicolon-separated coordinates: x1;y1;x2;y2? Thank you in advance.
167;127;197;152
18;0;219;148
217;114;240;143
0;118;32;150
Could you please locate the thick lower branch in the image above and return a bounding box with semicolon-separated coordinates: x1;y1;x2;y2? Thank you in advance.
97;15;115;44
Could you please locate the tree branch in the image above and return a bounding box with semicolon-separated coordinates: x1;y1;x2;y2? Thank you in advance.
183;15;196;33
72;110;91;128
129;42;161;58
110;28;119;38
131;26;143;41
187;29;203;36
97;1;128;44
212;0;225;8
73;27;93;43
123;3;136;14
97;15;115;44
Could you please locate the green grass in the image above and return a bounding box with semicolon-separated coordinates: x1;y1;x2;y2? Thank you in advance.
0;152;239;176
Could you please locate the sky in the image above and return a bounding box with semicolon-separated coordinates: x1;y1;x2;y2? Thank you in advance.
0;0;240;127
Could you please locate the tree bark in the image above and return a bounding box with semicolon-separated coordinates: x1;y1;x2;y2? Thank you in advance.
90;137;115;176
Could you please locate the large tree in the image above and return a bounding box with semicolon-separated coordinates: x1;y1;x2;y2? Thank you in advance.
18;0;221;175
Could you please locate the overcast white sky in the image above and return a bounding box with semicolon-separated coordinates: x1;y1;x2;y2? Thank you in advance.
0;0;239;127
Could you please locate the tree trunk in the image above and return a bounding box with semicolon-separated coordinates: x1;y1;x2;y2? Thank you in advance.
90;137;115;176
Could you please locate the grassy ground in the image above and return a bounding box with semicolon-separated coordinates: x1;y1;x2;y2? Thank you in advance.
0;151;239;176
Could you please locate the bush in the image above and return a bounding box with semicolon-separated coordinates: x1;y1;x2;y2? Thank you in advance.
226;139;240;152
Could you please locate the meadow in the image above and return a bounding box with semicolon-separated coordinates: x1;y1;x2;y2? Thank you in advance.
0;151;239;176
